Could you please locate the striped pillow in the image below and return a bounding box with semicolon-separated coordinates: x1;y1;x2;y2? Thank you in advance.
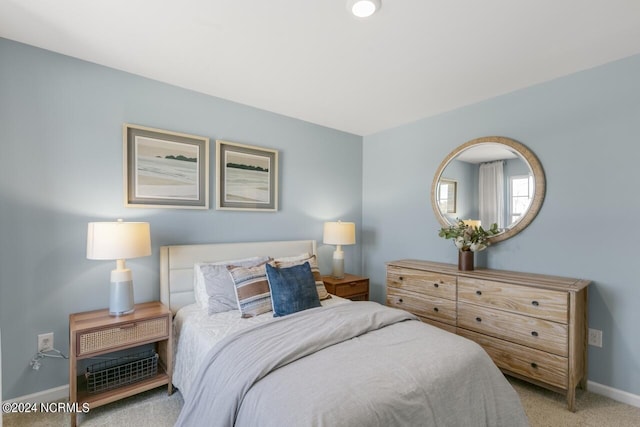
228;262;272;318
271;254;330;300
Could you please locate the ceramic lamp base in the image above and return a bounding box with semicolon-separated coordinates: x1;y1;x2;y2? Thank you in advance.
109;280;135;316
332;254;345;279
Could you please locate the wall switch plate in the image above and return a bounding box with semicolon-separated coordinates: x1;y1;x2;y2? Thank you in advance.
588;328;602;347
37;332;54;352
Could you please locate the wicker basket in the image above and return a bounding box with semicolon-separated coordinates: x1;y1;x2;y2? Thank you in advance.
85;350;158;393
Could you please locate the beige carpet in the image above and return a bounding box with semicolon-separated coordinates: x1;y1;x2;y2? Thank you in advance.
510;377;640;427
4;377;640;426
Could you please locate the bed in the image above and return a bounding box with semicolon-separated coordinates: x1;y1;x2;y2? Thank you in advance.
160;240;528;427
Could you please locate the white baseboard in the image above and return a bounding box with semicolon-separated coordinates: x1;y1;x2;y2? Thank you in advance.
588;380;640;408
4;381;639;409
3;385;69;404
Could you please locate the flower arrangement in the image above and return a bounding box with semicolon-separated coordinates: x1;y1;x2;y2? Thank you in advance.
438;220;500;252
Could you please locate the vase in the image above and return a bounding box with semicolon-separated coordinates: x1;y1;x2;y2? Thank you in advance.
458;250;474;271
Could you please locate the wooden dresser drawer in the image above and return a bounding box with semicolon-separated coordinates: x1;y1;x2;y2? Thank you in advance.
333;279;368;298
459;328;568;390
458;277;568;323
387;266;456;300
76;316;170;357
458;302;568;356
387;290;456;325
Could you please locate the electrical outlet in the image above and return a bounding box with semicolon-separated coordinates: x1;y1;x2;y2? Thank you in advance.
588;328;602;348
38;332;54;352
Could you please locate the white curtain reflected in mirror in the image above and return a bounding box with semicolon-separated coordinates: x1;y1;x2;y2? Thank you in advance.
479;160;505;229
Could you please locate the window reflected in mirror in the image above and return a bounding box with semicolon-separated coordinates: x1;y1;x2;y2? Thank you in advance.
510;175;533;224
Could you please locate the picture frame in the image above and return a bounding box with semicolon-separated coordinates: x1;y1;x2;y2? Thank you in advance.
437;178;457;214
215;140;278;211
123;124;209;209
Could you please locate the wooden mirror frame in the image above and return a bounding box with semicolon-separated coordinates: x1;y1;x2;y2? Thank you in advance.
431;136;546;243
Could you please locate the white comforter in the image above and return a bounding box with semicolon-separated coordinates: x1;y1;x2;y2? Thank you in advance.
174;302;528;427
172;296;348;398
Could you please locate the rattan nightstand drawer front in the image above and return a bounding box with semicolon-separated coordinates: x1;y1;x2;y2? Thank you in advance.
76;316;169;356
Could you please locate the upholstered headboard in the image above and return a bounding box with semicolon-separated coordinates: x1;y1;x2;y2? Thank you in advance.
159;240;317;314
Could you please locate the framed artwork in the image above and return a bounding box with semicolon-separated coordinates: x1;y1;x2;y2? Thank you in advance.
123;124;209;209
215;140;278;211
437;178;457;214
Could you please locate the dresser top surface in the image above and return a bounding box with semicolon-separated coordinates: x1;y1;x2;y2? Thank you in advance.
387;259;590;292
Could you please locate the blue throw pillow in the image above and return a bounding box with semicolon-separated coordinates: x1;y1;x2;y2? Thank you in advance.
266;262;321;317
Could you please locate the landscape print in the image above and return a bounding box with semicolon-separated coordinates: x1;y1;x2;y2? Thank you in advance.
135;136;199;200
216;140;278;211
224;151;270;204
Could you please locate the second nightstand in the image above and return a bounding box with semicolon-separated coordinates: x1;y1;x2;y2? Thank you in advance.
322;273;369;301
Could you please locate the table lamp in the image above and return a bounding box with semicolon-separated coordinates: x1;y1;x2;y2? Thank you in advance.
87;219;151;316
323;221;356;279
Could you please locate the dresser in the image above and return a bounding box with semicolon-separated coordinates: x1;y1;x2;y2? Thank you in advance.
386;259;590;412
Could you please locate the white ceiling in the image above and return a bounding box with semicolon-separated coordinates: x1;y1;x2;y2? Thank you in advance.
2;1;640;136
455;144;518;164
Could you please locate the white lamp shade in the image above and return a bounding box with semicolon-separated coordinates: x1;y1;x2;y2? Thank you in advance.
87;221;151;260
463;219;481;228
323;221;356;245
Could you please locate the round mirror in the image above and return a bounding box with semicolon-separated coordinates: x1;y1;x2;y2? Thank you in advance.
431;136;545;243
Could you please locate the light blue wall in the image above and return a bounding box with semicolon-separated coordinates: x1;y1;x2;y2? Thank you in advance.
363;54;640;395
3;36;639;401
0;38;363;399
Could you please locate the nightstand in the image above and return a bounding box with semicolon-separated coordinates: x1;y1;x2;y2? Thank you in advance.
69;301;172;426
322;274;369;301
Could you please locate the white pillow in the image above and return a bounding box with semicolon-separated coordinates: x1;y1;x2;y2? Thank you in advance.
272;252;311;263
194;256;270;314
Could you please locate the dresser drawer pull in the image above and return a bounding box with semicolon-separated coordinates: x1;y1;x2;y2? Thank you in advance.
476;290;482;296
531;300;539;307
475;317;482;322
433;283;439;288
433;307;439;312
399;276;404;281
530;362;538;369
531;331;539;337
398;298;403;303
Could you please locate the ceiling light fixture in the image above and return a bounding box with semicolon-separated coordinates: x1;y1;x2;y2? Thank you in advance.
347;0;381;18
